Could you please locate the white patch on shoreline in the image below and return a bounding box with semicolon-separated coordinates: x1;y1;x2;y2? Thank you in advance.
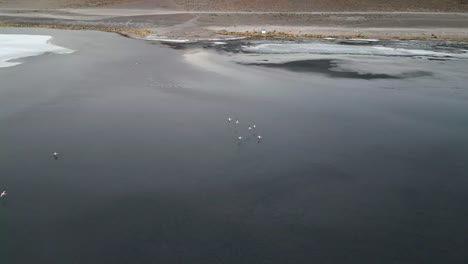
158;39;193;43
348;38;380;42
0;34;73;68
211;37;246;41
143;35;194;43
144;35;246;43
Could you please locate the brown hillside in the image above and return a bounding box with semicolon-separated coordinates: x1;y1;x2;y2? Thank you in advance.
173;0;468;11
0;0;466;11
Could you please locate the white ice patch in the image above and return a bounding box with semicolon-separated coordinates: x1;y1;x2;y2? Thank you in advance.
348;38;379;42
156;39;194;43
242;43;464;58
0;34;73;68
206;37;247;41
143;35;195;43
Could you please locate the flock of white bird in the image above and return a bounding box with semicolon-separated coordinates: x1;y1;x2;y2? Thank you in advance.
1;120;261;199
228;117;262;144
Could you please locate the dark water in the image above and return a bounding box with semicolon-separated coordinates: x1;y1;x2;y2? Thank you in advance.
1;29;468;264
241;59;433;79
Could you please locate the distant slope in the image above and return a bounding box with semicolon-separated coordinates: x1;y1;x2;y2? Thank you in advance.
173;0;468;12
0;0;467;11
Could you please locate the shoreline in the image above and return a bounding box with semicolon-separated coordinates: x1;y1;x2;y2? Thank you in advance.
0;9;467;42
2;23;467;42
215;28;468;42
0;22;154;38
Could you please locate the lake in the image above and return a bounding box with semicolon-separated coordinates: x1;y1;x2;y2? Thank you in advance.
1;28;468;264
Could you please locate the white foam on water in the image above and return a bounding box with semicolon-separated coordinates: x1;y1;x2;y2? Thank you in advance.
242;43;465;58
0;34;74;68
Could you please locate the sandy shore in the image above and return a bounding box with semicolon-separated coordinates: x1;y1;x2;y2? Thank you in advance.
0;8;467;41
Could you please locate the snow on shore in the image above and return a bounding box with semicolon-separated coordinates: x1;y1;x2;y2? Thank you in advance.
0;34;73;68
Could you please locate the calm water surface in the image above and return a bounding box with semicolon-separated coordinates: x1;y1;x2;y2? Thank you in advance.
1;29;468;264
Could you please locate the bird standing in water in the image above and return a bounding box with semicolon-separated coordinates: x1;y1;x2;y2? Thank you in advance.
257;135;262;143
228;117;232;123
53;152;59;160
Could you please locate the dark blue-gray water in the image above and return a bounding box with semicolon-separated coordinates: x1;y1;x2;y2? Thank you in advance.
1;29;468;264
